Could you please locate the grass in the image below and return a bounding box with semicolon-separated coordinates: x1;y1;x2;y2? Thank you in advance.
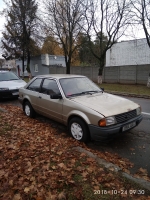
21;75;150;96
23;76;150;96
0;113;12;136
22;77;30;83
56;161;150;200
99;83;150;96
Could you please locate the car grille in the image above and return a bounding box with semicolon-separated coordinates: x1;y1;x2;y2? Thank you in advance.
115;109;137;124
1;89;19;98
10;89;19;93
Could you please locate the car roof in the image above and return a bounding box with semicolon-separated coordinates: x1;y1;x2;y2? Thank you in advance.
0;70;10;73
0;68;12;72
36;74;85;79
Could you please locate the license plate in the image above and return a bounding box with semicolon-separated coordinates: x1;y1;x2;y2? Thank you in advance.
12;92;19;95
122;122;136;132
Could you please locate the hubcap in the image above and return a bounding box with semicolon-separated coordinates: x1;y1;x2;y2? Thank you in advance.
71;122;83;140
25;104;30;116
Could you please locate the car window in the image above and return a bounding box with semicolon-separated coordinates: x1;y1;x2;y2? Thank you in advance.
60;77;102;97
0;71;20;81
27;78;42;92
41;79;60;96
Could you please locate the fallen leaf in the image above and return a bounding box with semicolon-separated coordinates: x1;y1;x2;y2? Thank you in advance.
24;187;30;193
58;163;66;168
58;191;66;200
12;193;21;200
0;170;5;178
130;148;135;151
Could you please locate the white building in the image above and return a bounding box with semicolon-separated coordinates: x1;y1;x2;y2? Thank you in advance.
106;38;150;67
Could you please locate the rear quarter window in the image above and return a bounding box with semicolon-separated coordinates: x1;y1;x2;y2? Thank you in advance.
27;78;42;92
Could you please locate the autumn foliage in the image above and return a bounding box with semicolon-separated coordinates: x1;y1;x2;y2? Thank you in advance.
0;105;150;200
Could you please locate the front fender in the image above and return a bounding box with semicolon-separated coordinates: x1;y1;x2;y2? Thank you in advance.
66;110;91;125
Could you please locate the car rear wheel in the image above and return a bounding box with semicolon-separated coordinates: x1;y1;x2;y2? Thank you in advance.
24;101;35;118
69;117;90;142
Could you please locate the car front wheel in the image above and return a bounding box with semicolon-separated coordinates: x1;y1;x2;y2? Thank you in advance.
69;117;90;142
24;101;35;118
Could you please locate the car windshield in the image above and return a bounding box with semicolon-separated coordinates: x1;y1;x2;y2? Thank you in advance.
59;77;102;97
0;71;20;81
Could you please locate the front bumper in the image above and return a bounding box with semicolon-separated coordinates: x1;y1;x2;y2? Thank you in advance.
88;114;143;141
0;89;19;99
18;96;23;104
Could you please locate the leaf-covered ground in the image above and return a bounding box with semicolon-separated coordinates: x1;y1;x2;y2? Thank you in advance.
0;105;150;200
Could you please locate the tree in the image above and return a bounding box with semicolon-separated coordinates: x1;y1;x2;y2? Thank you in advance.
0;59;4;68
1;0;40;78
43;0;87;74
131;0;150;47
84;0;131;76
77;33;96;66
41;36;63;55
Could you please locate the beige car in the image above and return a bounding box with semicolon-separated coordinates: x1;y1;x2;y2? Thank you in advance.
18;74;142;142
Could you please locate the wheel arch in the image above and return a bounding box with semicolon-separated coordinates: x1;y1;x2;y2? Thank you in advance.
67;111;91;126
67;112;91;135
22;98;30;111
68;114;91;142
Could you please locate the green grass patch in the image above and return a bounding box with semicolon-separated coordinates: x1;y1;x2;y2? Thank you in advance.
120;174;150;196
0;114;12;136
99;83;150;96
22;77;30;83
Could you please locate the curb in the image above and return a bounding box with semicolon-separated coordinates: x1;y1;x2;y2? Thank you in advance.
73;146;150;192
105;90;150;99
0;107;7;112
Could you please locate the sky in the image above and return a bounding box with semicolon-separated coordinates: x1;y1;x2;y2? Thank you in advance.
0;0;6;58
0;0;6;36
0;0;147;58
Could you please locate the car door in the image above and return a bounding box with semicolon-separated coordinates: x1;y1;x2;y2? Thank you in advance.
36;78;63;122
25;78;43;111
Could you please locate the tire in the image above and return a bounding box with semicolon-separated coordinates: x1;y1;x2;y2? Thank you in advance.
69;117;90;142
24;101;35;118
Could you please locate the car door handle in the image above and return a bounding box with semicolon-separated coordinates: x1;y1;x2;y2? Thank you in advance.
38;96;42;99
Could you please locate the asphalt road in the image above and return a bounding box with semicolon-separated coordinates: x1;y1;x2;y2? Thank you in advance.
87;96;150;177
0;96;150;177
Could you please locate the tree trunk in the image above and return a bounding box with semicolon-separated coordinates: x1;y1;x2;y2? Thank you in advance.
66;57;71;74
66;63;70;74
97;57;105;84
22;56;24;79
26;50;32;80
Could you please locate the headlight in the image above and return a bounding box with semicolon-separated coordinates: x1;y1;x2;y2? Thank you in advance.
136;107;141;115
0;88;9;91
99;116;116;126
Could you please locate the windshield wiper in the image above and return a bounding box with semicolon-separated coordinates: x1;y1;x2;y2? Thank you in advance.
67;90;101;97
82;90;101;94
67;92;83;97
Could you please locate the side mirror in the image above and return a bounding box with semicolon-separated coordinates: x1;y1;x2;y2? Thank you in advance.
51;93;62;99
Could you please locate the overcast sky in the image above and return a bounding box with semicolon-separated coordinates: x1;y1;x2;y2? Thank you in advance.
0;0;146;58
0;0;5;58
0;0;6;37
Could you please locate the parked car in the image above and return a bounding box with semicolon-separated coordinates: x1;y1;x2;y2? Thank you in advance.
18;74;142;142
0;69;26;99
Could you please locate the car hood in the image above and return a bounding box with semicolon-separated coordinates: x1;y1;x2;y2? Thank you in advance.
0;80;26;90
70;92;139;117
